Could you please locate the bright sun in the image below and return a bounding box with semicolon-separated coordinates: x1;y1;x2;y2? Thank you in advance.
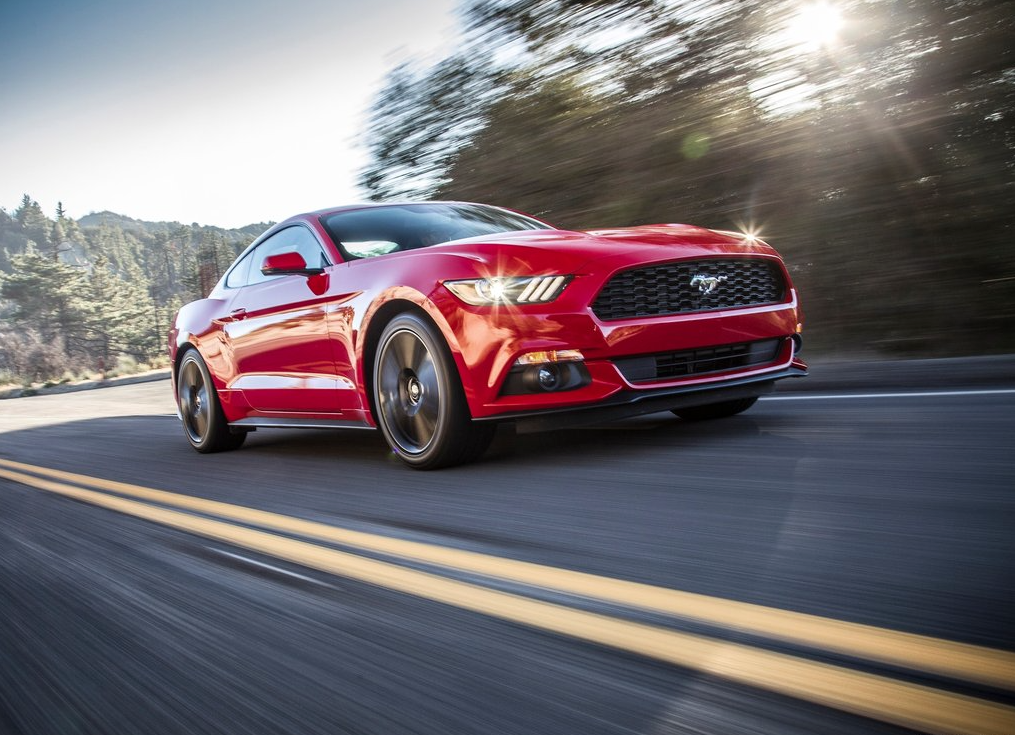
786;2;844;52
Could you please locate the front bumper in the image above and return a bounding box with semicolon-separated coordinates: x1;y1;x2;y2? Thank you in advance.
447;296;804;419
477;364;806;431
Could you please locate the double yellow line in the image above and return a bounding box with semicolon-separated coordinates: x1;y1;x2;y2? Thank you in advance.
1;457;1013;735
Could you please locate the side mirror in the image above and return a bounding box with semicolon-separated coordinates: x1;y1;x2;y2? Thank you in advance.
260;251;325;277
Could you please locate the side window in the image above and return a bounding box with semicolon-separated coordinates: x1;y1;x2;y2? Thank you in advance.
247;226;330;286
224;250;254;289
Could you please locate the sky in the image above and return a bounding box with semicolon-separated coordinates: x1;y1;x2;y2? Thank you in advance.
0;0;461;228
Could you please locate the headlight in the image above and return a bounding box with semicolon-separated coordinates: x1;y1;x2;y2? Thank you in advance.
444;275;572;305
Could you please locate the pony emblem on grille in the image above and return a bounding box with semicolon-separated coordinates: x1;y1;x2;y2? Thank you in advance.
690;274;728;295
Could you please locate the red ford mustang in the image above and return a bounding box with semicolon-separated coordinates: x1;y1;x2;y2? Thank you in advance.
169;202;806;468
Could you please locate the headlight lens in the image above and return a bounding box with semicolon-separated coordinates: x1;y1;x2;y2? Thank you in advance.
444;275;572;305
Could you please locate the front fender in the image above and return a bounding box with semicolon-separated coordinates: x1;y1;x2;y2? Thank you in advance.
354;285;474;421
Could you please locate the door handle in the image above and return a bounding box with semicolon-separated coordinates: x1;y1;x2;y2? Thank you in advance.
227;308;248;321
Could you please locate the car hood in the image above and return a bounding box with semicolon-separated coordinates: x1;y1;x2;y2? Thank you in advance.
424;225;779;274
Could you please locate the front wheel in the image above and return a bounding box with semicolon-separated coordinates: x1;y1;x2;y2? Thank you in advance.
373;313;493;469
671;396;758;421
177;348;246;453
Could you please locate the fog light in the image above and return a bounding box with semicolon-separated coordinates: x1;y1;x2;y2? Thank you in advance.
503;360;592;395
537;365;561;390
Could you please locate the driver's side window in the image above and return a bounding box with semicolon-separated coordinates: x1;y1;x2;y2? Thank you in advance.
246;226;329;286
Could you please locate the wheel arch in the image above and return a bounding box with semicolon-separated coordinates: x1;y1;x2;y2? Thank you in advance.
172;340;198;380
170;339;198;409
359;299;468;423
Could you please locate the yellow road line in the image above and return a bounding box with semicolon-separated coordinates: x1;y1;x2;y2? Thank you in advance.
2;459;1014;693
1;465;1014;735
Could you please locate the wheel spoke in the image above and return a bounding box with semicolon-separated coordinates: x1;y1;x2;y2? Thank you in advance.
378;352;402;405
179;362;196;396
406;333;426;373
415;353;437;394
192;384;209;437
390;332;416;373
416;367;440;428
411;408;436;446
392;396;415;440
179;360;210;443
377;327;442;455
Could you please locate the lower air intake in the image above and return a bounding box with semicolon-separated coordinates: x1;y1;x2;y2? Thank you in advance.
613;339;783;384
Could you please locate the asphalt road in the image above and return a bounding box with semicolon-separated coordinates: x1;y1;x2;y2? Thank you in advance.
1;372;1014;735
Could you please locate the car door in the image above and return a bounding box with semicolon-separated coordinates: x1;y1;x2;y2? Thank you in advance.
223;225;351;414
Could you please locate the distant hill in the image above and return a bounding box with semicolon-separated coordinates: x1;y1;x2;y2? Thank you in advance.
1;196;277;308
78;211;272;241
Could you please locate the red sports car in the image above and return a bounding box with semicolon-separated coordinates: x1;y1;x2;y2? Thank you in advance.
169;202;806;468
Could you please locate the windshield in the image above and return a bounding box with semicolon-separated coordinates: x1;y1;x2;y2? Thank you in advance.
321;203;552;259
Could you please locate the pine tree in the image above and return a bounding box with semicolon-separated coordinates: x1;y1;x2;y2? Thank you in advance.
78;255;161;372
13;195;55;258
0;246;88;359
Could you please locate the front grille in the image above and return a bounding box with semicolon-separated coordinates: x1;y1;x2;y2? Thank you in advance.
591;258;785;321
613;339;783;384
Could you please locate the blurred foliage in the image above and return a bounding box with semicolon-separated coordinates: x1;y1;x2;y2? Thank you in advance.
0;198;270;383
362;0;1015;356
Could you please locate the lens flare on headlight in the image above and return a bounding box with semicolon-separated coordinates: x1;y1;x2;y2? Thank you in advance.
444;275;572;305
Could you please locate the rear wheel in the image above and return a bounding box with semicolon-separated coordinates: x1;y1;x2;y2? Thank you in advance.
177;348;246;453
672;396;758;421
374;313;494;469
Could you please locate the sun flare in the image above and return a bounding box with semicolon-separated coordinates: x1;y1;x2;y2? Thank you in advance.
786;2;843;52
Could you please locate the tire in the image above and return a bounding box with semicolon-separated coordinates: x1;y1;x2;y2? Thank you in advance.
177;348;246;453
671;396;758;421
373;313;494;469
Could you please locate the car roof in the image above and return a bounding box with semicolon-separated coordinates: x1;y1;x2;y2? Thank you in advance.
294;200;485;222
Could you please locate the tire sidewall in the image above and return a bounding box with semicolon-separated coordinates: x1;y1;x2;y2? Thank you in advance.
178;349;224;452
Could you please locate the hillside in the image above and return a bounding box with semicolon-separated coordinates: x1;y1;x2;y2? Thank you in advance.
0;196;274;384
77;211;271;241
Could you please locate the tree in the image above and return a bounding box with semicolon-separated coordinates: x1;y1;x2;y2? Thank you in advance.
360;55;502;200
186;230;236;298
361;0;1015;356
80;255;159;370
13;195;54;258
0;196;261;382
0;246;88;360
